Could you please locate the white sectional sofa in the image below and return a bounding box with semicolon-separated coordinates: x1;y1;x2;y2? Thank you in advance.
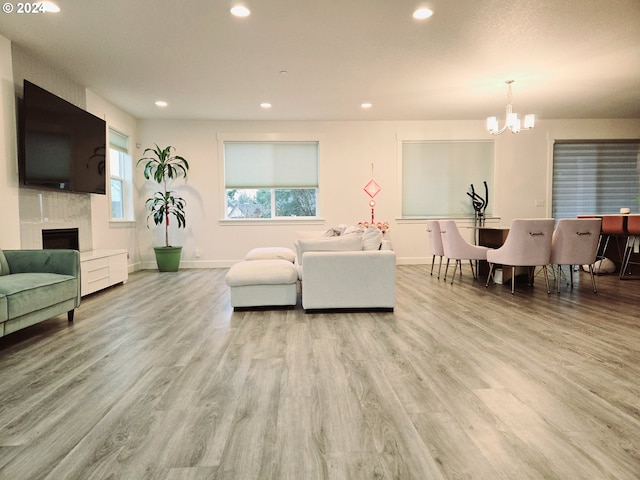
295;225;396;311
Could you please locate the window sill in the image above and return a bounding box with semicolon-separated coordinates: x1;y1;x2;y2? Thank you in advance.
396;216;501;224
109;220;137;228
219;218;325;226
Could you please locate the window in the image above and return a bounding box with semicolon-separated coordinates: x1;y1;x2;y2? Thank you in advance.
401;140;494;217
552;141;640;219
108;129;133;221
223;141;319;219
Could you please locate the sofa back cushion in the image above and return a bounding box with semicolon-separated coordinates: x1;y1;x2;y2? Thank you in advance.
297;235;363;265
0;250;9;276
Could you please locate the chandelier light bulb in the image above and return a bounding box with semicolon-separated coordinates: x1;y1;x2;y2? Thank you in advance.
524;114;535;130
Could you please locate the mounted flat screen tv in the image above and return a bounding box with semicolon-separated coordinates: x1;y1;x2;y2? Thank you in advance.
18;80;106;194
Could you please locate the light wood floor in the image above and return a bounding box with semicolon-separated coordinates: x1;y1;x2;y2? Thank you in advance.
0;265;638;479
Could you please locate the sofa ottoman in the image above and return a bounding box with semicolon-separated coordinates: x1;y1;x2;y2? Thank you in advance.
225;259;298;308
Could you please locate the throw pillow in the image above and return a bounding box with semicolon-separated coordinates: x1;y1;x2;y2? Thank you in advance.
323;225;345;237
585;258;615;274
362;226;383;251
342;225;365;236
0;249;10;275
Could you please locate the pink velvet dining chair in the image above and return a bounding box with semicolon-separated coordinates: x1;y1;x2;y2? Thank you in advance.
439;220;489;284
426;220;445;279
549;218;602;293
485;218;555;294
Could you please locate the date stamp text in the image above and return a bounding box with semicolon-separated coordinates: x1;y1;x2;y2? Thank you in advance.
2;3;51;14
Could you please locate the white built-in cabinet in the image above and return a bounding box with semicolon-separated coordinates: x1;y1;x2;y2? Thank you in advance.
80;250;128;296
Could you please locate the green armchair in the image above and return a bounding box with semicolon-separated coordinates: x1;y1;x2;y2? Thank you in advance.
0;249;81;338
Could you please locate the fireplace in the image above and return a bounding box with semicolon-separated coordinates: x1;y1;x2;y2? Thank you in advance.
42;228;80;250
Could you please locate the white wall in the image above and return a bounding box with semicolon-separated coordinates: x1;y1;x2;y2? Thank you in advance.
85;90;140;271
2;33;638;264
137;118;640;267
0;35;20;248
0;38;140;266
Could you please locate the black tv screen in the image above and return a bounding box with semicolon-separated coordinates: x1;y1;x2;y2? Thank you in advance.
19;80;106;194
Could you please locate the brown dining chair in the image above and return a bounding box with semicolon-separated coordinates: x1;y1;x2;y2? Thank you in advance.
599;215;627;274
621;214;640;279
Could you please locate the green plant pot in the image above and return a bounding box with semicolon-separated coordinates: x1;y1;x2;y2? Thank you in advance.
154;246;182;272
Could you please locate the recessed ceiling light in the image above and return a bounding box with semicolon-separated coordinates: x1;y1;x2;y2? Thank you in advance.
413;7;434;20
155;101;168;108
231;5;251;17
361;103;373;109
260;103;272;109
41;1;60;12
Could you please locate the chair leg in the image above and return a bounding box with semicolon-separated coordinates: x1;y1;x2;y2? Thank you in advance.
569;265;574;289
600;235;611;260
450;259;459;284
543;265;551;294
556;265;561;294
430;255;436;276
469;260;476;280
485;263;495;287
511;266;516;294
620;236;636;279
444;258;450;281
527;266;534;287
437;256;443;279
588;264;597;293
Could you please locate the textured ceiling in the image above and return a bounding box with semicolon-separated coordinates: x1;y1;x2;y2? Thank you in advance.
1;0;639;121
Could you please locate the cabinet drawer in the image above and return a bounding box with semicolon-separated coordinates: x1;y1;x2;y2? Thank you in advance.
83;257;109;272
86;276;111;292
86;266;109;283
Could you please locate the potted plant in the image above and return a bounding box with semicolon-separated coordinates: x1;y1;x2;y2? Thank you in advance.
138;144;189;272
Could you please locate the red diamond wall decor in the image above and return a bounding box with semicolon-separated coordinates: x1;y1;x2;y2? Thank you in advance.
364;179;381;198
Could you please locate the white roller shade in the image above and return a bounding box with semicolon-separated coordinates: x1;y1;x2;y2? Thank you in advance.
224;142;318;189
402;141;494;217
109;129;128;153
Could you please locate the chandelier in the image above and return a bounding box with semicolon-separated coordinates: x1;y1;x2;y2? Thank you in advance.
487;80;535;135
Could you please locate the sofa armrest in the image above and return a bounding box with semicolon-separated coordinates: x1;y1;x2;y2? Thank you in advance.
301;250;396;309
4;249;80;277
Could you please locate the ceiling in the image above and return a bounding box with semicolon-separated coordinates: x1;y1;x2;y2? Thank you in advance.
1;0;639;121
